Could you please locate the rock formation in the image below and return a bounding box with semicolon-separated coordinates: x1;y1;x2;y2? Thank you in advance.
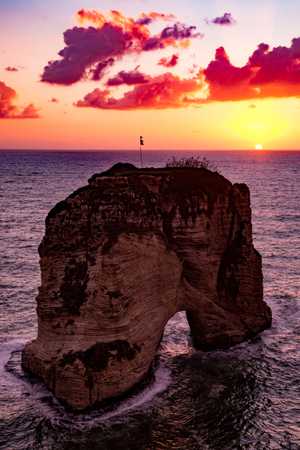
22;163;272;410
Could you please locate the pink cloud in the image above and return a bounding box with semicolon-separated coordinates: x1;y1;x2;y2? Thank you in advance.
0;81;39;119
42;10;201;85
204;47;252;100
45;9;300;109
5;66;19;72
249;39;300;84
158;54;179;68
136;12;175;26
76;72;207;109
204;39;300;101
74;37;300;109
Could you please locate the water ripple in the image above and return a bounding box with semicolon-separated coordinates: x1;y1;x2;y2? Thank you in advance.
0;151;299;450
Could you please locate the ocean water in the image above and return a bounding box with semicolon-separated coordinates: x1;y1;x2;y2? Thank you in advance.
0;150;299;450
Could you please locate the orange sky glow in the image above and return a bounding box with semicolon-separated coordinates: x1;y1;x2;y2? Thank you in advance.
1;1;300;150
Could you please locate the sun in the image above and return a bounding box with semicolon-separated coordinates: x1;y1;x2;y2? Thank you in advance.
255;143;263;150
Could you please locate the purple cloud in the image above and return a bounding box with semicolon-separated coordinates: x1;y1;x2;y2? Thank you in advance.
208;13;236;26
107;70;149;86
91;58;114;81
42;10;201;86
42;25;128;85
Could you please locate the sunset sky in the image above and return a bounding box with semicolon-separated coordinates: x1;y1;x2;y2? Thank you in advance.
1;0;300;150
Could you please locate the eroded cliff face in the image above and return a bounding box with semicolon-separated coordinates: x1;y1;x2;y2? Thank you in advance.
22;164;272;410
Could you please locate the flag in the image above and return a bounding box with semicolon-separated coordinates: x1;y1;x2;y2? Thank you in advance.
140;136;144;146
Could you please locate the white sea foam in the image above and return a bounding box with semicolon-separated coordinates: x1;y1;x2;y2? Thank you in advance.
99;364;172;421
3;339;172;427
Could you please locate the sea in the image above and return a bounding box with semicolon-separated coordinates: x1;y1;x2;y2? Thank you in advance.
0;150;299;450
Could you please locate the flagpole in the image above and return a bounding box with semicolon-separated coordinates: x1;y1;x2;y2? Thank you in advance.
139;136;143;168
140;144;143;168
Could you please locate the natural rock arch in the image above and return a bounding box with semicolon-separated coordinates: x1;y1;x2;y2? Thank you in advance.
22;164;271;410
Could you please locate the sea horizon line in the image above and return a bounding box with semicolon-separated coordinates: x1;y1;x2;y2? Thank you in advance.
1;148;300;153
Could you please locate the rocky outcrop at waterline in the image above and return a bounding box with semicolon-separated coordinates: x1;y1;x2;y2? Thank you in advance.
22;163;272;411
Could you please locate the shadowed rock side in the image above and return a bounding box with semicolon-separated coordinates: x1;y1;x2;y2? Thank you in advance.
22;163;272;410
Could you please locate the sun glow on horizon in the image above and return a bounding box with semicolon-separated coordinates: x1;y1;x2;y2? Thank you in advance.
255;143;263;150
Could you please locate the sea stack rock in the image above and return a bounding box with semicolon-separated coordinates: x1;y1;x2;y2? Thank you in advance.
22;163;272;410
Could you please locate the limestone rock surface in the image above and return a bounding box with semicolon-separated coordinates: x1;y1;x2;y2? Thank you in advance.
22;163;272;410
